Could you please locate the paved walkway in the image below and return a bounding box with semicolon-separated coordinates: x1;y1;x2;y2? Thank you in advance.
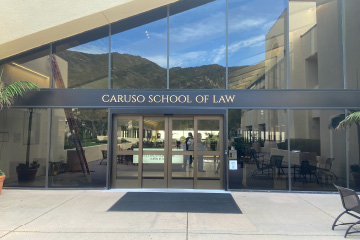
0;189;358;239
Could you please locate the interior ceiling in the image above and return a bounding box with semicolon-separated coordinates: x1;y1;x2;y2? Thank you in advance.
0;0;179;61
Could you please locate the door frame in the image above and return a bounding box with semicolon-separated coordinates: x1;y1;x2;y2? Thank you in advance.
108;108;227;189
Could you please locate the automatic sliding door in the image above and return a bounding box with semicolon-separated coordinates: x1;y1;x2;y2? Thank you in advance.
195;116;223;189
112;115;223;189
169;118;194;188
113;117;141;188
142;117;167;188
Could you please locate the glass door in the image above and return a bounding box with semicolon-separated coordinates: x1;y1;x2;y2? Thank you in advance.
194;116;223;189
168;117;195;188
112;116;141;188
112;115;223;189
142;117;167;188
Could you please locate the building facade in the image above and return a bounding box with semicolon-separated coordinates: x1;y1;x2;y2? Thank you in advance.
0;0;359;191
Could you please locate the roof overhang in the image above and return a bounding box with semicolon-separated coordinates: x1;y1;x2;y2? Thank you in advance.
0;0;179;60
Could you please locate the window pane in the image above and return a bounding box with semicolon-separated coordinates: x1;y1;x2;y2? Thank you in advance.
290;110;346;191
169;0;226;89
229;0;286;89
228;109;287;190
117;119;140;151
0;47;50;89
143;118;165;150
53;27;109;89
197;120;220;152
347;109;360;190
49;108;108;188
111;8;167;89
0;108;48;188
289;0;343;89
344;0;360;90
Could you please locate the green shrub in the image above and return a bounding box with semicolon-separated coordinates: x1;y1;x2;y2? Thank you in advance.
230;137;252;159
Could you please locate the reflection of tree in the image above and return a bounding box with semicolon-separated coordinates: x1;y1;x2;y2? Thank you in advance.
73;109;108;138
336;110;360;165
228;110;243;137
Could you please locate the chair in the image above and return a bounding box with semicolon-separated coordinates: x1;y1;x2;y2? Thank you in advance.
295;160;319;184
333;184;360;238
318;158;337;183
251;156;275;178
99;150;107;165
271;155;285;177
249;149;264;163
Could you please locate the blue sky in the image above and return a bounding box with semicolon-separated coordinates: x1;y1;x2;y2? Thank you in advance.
71;0;285;68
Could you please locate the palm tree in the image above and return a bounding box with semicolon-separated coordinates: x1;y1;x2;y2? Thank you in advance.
0;68;39;110
336;112;360;130
336;111;360;167
0;67;40;181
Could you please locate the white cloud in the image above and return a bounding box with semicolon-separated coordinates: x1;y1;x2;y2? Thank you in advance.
145;55;167;68
170;12;225;43
229;17;267;33
263;20;276;31
70;42;108;54
211;45;226;64
228;35;265;54
169;51;207;67
143;35;265;68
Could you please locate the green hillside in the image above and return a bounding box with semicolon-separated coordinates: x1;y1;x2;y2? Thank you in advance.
57;50;243;89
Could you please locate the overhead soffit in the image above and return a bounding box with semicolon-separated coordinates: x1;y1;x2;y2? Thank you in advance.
0;0;179;60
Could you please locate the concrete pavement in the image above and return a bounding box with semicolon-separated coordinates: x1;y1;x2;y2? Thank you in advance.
0;189;358;239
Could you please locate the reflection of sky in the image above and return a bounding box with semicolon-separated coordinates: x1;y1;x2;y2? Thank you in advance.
71;0;285;68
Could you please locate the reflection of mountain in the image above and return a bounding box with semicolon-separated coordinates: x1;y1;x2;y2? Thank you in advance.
57;51;109;88
58;51;244;89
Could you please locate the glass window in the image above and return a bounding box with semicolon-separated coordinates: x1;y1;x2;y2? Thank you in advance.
0;47;50;89
229;0;286;89
169;0;226;89
289;110;346;191
0;108;48;187
198;120;220;152
111;8;167;89
344;0;360;90
53;27;109;89
228;109;287;190
49;108;108;188
117;119;140;151
289;0;344;89
143;118;165;150
347;109;360;190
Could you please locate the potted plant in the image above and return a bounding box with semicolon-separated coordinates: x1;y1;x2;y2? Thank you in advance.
0;67;40;182
16;108;41;182
0;170;5;194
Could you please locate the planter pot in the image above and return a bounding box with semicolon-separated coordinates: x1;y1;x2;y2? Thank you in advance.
0;175;5;195
351;172;360;188
16;168;38;182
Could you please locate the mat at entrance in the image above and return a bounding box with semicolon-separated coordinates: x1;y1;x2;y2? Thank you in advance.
108;192;242;214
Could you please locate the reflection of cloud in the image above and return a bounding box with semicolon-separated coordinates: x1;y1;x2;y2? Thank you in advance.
143;35;265;68
151;32;166;39
171;12;225;43
211;46;226;63
229;17;266;33
228;35;265;55
263;20;276;31
170;51;207;67
145;55;167;68
70;41;108;54
145;49;226;68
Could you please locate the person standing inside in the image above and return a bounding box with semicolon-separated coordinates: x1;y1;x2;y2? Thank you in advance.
186;132;194;168
197;133;206;172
